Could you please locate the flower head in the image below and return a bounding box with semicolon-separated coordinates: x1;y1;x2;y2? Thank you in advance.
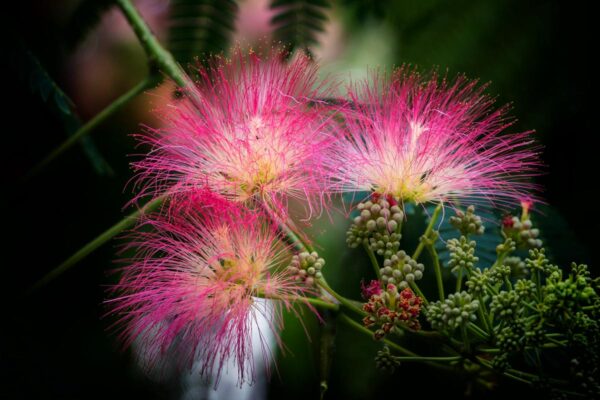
133;48;336;219
329;68;542;208
107;191;311;386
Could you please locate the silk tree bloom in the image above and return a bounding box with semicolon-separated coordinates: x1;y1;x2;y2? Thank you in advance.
107;192;313;386
132;48;336;219
329;69;541;208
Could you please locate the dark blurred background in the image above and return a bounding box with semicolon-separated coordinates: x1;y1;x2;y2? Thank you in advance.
2;0;597;399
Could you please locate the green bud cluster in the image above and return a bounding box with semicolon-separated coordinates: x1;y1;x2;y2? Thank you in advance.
449;205;485;236
544;264;597;316
524;320;546;348
496;238;516;255
572;311;599;333
488;264;511;284
374;345;401;373
490;290;521;322
514;279;537;300
447;236;478;274
287;251;324;287
503;215;542;249
496;324;524;352
466;268;489;296
346;198;404;258
505;256;528;279
380;250;424;289
491;352;510;372
568;311;600;397
426;291;479;331
525;248;552;273
571;357;600;398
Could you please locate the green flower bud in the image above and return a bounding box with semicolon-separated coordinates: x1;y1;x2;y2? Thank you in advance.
426;291;479;331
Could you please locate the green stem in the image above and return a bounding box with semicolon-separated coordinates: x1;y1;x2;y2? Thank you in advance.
27;196;165;293
412;203;443;261
318;279;365;316
116;0;187;87
536;269;543;301
319;311;336;400
582;304;600;311
461;325;470;352
477;356;569;387
338;313;416;356
425;241;445;301
467;322;489;340
396;356;461;362
364;243;381;280
456;268;463;292
477;342;562;353
395;324;445;339
28;77;158;175
477;295;493;336
256;292;340;311
477;305;491;336
338;314;458;371
545;336;567;346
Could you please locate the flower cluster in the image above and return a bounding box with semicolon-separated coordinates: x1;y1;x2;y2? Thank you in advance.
111;46;546;389
363;285;422;339
110;48;337;386
438;205;600;396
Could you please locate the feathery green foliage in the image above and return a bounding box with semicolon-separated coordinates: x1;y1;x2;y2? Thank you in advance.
271;0;330;55
168;0;238;67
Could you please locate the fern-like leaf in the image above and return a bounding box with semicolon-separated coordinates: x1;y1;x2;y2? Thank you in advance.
12;46;112;175
270;0;330;55
168;0;238;67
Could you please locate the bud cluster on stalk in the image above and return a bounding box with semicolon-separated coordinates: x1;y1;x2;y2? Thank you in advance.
426;291;479;331
363;284;422;340
447;236;479;274
287;251;325;287
502;214;542;249
375;345;402;373
346;195;404;258
380;250;424;289
450;205;485;236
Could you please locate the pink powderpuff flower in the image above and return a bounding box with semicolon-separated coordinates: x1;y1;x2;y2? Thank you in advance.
328;68;542;208
132;47;337;220
107;191;315;387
